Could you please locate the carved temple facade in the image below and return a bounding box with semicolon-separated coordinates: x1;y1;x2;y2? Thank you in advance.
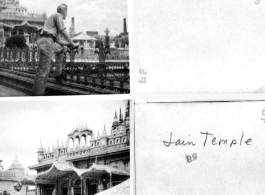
0;0;46;45
28;101;130;195
0;158;27;195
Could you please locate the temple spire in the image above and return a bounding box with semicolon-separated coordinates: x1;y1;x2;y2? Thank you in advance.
97;131;100;139
101;124;107;137
114;110;117;118
91;132;95;141
125;101;129;117
119;107;122;123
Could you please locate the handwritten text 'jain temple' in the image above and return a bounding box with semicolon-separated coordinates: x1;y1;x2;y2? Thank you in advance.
163;132;252;147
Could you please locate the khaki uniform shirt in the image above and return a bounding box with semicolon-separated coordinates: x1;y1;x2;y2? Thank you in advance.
41;13;65;41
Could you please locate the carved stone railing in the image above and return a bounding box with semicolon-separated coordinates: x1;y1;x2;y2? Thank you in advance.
39;142;129;163
0;13;46;22
0;46;130;94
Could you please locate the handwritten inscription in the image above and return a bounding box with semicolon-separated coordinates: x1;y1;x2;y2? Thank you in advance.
261;107;265;123
186;153;197;163
163;132;196;147
139;69;147;83
200;132;252;147
163;131;252;147
139;69;147;74
139;77;146;83
255;0;261;4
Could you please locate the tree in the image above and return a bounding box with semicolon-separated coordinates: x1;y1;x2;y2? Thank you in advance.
5;34;26;48
121;36;129;47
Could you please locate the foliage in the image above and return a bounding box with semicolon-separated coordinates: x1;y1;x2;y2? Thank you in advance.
121;36;129;47
5;34;26;48
113;36;129;48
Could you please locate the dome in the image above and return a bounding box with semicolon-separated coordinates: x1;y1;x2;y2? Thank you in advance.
69;123;90;135
10;159;23;169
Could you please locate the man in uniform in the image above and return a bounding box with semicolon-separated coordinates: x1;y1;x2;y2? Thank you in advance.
31;4;79;96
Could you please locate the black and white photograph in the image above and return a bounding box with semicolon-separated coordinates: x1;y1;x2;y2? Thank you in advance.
0;99;131;195
2;0;265;194
0;0;129;96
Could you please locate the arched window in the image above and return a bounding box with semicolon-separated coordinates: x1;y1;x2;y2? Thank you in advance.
80;135;86;146
69;138;74;148
86;135;92;146
75;136;80;146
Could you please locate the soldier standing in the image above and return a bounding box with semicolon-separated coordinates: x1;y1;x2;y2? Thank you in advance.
31;4;79;96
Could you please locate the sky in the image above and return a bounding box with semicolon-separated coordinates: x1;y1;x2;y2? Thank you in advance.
19;0;128;36
0;99;128;175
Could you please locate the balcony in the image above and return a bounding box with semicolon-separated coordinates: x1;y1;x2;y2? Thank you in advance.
0;46;130;95
0;12;46;23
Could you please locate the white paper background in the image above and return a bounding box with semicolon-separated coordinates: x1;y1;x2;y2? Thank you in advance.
133;0;265;93
135;101;265;194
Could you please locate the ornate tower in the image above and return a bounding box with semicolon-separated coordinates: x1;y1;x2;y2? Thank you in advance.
125;101;130;128
100;124;108;146
37;141;44;163
119;108;123;124
111;110;119;135
69;17;75;38
123;18;127;33
125;101;130;145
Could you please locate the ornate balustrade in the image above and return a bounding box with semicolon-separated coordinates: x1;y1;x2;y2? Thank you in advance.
39;142;129;163
0;46;130;93
0;13;46;22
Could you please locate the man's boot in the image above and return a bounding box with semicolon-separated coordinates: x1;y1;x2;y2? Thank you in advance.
31;76;47;96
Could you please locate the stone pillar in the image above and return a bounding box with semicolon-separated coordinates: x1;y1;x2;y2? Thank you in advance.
97;179;104;193
40;185;43;195
109;173;113;188
36;185;41;195
71;186;74;195
67;176;71;195
83;179;87;195
80;177;83;195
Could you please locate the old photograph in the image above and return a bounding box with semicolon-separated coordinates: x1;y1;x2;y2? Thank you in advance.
0;99;130;195
0;0;129;96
